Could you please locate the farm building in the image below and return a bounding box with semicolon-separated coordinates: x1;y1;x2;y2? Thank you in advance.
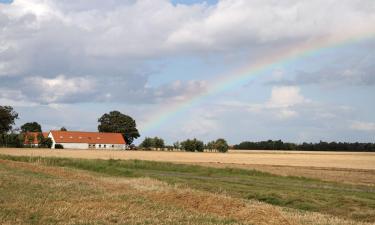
24;132;49;147
48;130;126;150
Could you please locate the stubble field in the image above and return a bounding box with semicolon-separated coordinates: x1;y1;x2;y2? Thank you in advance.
0;148;374;224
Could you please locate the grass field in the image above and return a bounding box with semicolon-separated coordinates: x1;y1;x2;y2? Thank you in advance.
0;154;374;224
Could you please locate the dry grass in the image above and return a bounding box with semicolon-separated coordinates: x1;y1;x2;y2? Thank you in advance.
0;159;372;225
1;148;374;170
1;148;374;186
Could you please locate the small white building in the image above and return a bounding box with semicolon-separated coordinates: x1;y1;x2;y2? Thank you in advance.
48;130;126;150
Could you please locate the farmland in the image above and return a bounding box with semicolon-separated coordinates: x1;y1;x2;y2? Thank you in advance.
0;149;374;224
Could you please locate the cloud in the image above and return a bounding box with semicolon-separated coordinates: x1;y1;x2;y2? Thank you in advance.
23;75;96;103
248;86;307;119
266;53;375;87
1;0;375;105
350;121;375;132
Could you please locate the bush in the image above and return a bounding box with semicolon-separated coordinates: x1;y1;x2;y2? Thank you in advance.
54;144;64;149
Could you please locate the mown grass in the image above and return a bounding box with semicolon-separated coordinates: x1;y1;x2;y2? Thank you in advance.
0;162;242;225
1;154;374;223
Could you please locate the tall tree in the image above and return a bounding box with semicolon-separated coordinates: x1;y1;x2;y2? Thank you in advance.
0;106;19;134
21;122;42;133
98;111;140;145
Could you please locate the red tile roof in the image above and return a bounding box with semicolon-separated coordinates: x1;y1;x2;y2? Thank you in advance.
50;131;126;144
24;132;49;145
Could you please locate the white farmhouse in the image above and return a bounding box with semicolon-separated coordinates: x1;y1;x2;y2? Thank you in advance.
48;130;126;150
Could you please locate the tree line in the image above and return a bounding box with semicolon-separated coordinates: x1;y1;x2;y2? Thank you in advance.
139;137;229;152
233;140;375;152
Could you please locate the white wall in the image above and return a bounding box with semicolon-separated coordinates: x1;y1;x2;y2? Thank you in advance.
58;143;89;149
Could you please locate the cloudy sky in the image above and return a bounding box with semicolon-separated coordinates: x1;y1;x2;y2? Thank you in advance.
0;0;374;144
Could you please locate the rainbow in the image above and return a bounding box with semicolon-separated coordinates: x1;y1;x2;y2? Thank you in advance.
141;31;375;133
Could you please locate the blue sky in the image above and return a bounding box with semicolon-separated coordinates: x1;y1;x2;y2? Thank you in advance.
0;0;374;144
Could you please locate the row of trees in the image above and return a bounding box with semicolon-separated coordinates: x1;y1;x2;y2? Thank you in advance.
233;140;375;152
139;137;229;152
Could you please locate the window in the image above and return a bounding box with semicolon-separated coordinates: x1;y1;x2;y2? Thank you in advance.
104;145;106;148
112;145;115;148
99;144;101;148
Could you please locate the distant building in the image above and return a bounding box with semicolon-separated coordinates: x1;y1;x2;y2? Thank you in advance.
24;132;49;147
48;130;126;150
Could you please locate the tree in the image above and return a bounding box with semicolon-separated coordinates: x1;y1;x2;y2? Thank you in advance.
0;106;19;134
215;138;229;153
206;141;216;152
181;138;204;152
139;137;154;150
153;137;165;149
98;111;140;145
60;127;67;131
21;122;42;133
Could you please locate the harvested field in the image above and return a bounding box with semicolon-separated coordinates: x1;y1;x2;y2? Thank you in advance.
0;148;374;170
0;157;374;225
190;162;375;186
1;148;374;186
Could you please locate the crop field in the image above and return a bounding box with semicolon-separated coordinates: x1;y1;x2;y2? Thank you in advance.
0;149;374;224
0;148;374;169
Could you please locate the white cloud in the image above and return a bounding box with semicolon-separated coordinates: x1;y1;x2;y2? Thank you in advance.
248;86;307;119
24;75;96;103
350;121;375;131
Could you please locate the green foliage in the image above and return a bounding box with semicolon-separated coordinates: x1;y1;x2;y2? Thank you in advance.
139;137;154;150
214;138;229;153
205;141;215;151
180;138;204;152
0;106;19;134
39;137;53;148
21;122;42;133
153;137;165;149
54;144;64;149
0;133;24;147
234;140;375;152
139;137;165;150
98;111;140;145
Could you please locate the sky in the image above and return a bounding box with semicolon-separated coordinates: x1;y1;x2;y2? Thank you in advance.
0;0;374;144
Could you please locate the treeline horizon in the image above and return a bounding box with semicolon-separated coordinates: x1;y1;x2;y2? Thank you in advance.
233;140;375;152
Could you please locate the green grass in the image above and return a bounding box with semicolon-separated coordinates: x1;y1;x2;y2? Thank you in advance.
0;162;243;225
1;154;374;222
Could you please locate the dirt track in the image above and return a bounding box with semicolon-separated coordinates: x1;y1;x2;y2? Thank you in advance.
0;148;374;170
